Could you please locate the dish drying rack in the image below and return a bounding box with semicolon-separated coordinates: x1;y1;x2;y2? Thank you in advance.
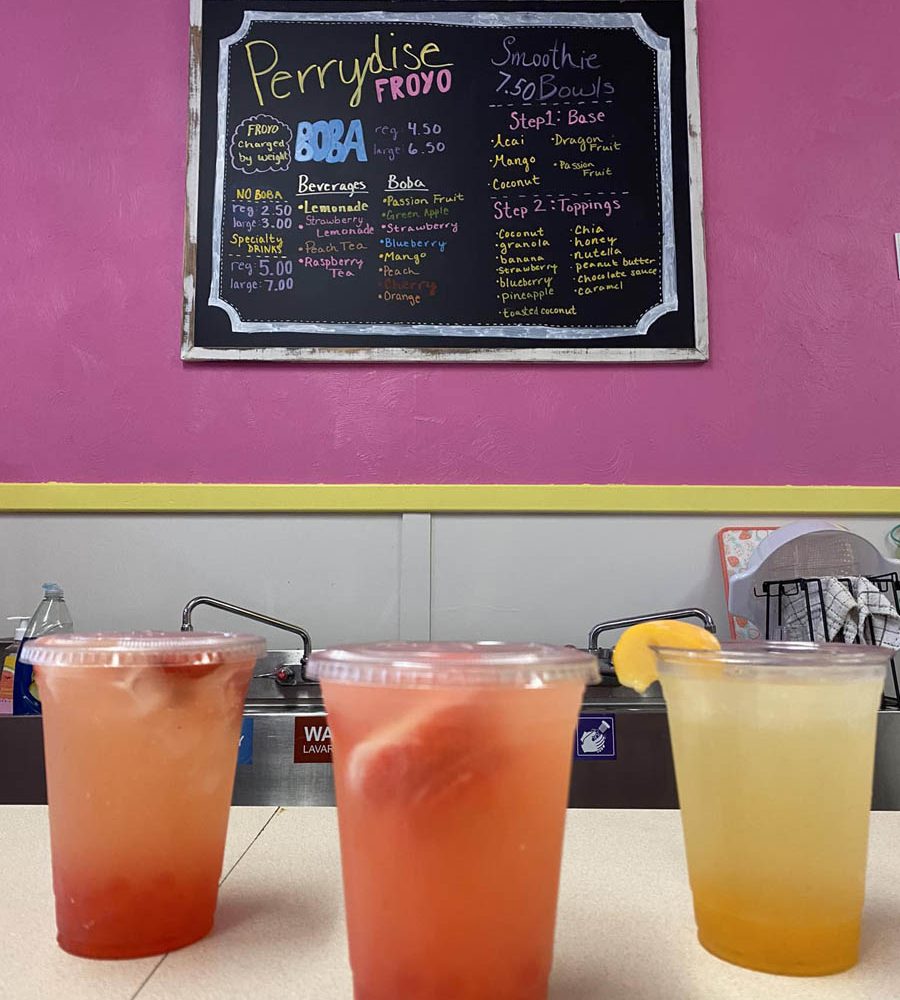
755;573;900;709
728;521;900;710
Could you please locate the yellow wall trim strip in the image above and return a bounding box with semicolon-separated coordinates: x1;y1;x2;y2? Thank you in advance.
0;483;898;514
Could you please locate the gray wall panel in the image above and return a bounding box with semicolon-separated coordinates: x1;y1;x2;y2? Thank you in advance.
0;514;401;648
1;513;897;648
430;516;899;645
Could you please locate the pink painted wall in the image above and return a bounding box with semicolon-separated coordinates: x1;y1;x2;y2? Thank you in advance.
3;0;899;486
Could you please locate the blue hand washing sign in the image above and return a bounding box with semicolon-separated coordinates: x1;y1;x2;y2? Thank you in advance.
575;715;616;760
237;718;254;765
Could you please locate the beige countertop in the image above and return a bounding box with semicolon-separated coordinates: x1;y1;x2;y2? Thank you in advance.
2;806;900;1000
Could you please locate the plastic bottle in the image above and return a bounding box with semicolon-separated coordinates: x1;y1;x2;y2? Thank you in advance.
1;617;30;715
13;584;74;716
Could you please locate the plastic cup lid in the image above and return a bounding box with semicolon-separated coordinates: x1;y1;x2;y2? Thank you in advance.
19;631;266;668
308;641;599;687
654;640;892;682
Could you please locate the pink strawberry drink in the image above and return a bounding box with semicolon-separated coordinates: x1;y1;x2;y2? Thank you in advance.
22;631;265;958
309;642;598;1000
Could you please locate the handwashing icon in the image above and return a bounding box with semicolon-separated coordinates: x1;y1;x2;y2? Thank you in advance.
580;720;611;755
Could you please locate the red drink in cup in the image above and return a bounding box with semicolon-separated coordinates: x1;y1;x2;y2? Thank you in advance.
21;631;265;958
310;642;597;1000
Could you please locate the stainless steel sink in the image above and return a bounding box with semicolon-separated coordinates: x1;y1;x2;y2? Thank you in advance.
246;649;324;714
5;648;900;811
245;648;658;712
239;650;900;811
237;649;675;808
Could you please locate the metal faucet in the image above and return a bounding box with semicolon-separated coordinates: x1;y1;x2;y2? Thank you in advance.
587;608;717;685
588;607;716;654
181;595;312;685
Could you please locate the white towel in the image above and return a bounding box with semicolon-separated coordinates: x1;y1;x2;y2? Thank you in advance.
779;577;856;641
779;576;900;648
850;577;900;649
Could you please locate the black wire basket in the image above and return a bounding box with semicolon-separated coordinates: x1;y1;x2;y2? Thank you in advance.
754;572;900;710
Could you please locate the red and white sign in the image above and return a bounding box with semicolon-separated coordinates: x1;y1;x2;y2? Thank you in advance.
294;715;333;763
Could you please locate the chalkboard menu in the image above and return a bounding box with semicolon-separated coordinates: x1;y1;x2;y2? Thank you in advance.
183;1;706;362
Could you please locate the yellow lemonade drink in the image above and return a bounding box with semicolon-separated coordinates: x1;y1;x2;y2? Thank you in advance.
310;642;597;1000
657;643;887;976
21;631;264;959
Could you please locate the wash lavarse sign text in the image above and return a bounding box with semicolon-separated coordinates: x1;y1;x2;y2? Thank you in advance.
184;1;706;361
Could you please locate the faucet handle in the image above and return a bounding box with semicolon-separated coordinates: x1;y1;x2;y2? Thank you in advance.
254;663;301;685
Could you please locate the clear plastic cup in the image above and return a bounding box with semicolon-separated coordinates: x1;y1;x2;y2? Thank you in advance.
308;641;598;1000
656;641;890;975
21;631;265;958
